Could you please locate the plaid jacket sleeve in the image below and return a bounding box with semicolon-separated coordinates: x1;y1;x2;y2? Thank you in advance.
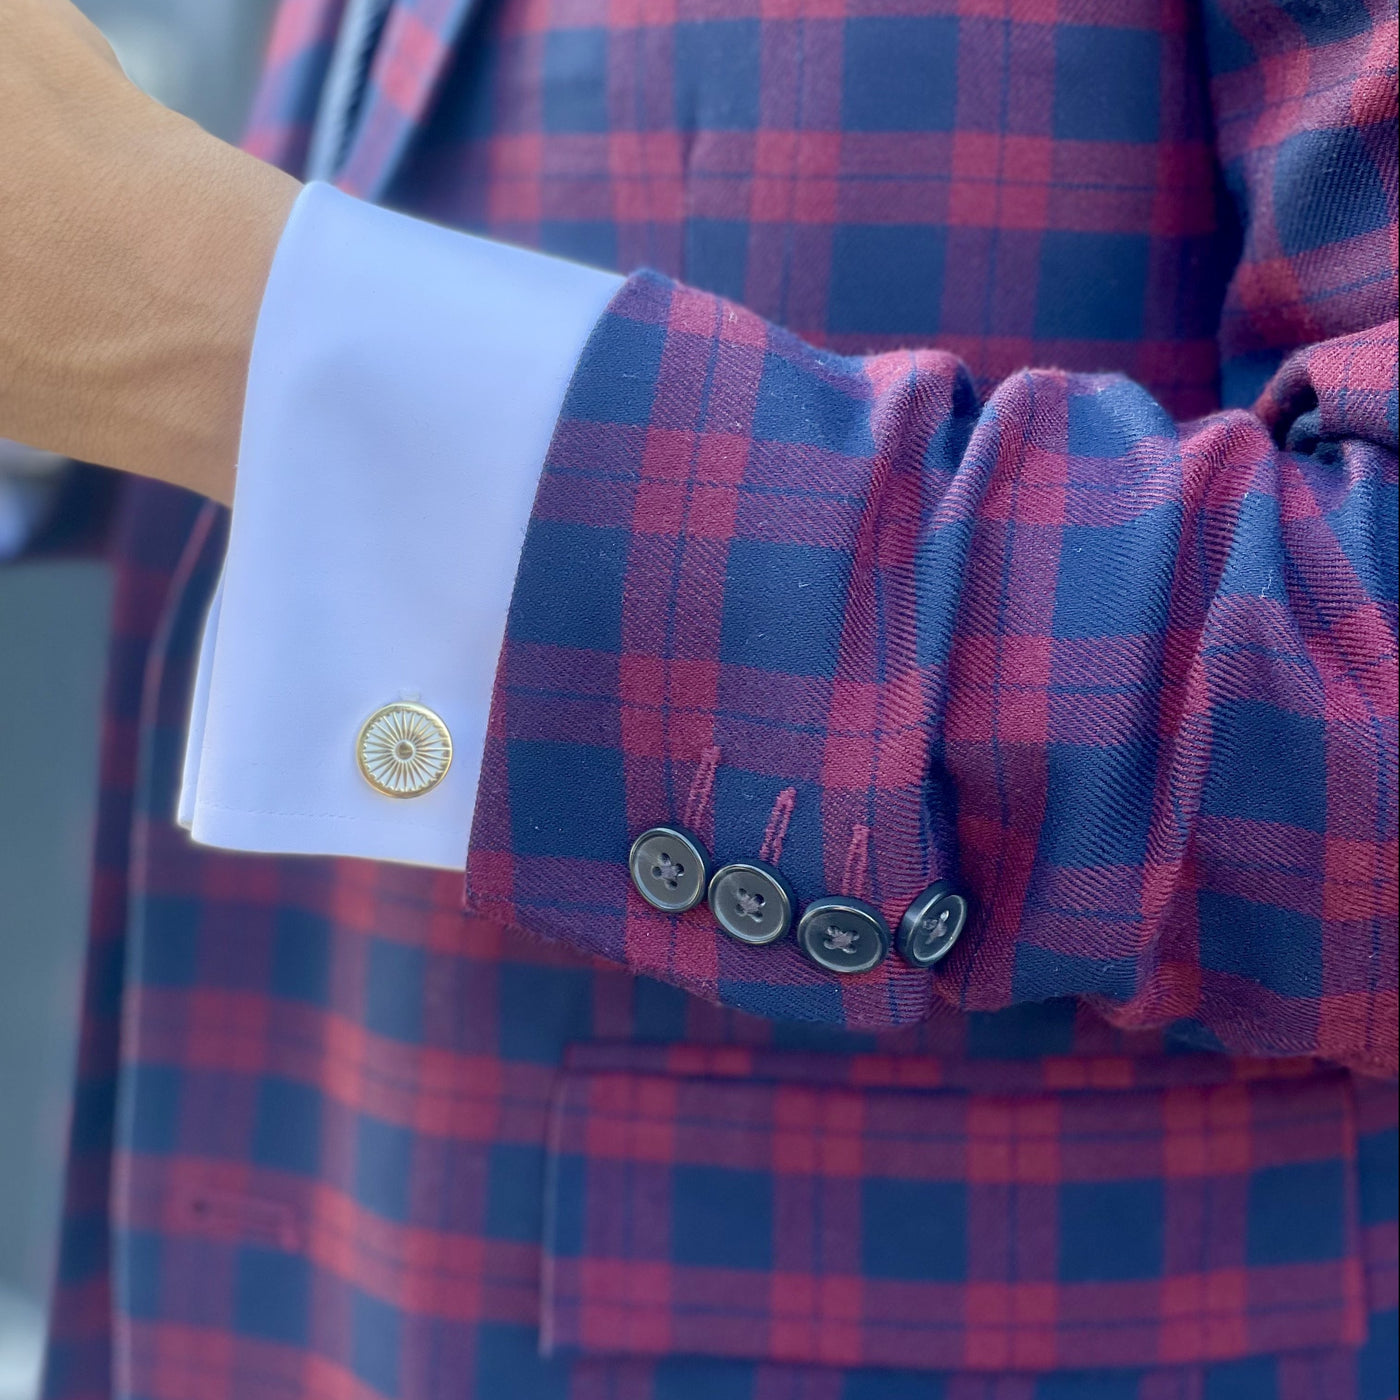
465;0;1398;1075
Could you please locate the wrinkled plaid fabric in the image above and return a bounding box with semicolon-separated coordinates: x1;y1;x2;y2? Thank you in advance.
43;0;1397;1396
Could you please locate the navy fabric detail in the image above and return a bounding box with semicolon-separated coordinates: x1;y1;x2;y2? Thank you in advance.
498;964;594;1061
128;1064;181;1153
352;1288;403;1395
270;907;331;1005
967;1001;1079;1059
1201;701;1326;833
674;21;761;129
1037;1375;1143;1400
711;769;824;898
1247;1160;1347;1263
486;1143;547;1241
1197;891;1324;998
234;1249;311;1345
685;219;750;302
252;1076;323;1177
506;740;627;860
720;978;845;1023
548;1153;587;1257
354;1115;415;1222
1358;1306;1399;1400
830;225;947;334
364;937;427;1043
720;540;850;676
842;18;958;131
540;219;619;268
1036;233;1150;340
1219;494;1290;604
1199;0;1256;73
1278;0;1371;45
54;1211;105;1290
1054;508;1177;637
1054;26;1161;142
476;1323;571;1400
560;315;665;424
1066;381;1176;457
510;521;628;652
1039;739;1156;867
768;1018;878;1052
861;1178;967;1280
672;1166;774;1270
1059;1180;1165;1280
122;1232;162;1320
631;976;693;1041
1203;1356;1279;1400
1275;128;1391;254
653;1359;758;1400
1221;349;1287;409
844;1372;947;1400
1358;1123;1400;1225
542;29;609;131
140;897;200;986
1013;944;1144;1002
751;351;874;453
1329;473;1398;605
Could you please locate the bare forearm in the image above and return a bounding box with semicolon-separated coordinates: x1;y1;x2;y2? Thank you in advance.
0;0;300;506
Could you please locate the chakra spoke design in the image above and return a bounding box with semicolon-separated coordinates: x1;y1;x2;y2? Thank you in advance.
823;925;860;954
358;704;453;797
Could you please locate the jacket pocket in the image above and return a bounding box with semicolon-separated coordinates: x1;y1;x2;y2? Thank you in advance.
541;1050;1365;1373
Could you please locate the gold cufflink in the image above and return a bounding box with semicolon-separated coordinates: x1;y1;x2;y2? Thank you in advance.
356;702;452;797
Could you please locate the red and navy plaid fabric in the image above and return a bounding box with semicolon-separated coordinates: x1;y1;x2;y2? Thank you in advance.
470;278;1398;1065
42;0;1398;1395
455;0;1398;1072
543;1050;1367;1371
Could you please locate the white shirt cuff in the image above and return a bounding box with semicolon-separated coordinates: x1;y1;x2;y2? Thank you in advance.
178;182;623;869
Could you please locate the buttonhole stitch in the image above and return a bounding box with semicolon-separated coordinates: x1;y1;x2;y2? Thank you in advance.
841;824;872;899
759;787;797;865
682;745;721;830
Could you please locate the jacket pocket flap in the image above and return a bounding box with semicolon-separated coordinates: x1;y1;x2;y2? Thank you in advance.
542;1060;1364;1372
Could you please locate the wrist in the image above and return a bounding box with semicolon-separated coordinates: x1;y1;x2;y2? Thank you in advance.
94;118;301;504
0;0;300;503
0;99;298;506
125;125;301;504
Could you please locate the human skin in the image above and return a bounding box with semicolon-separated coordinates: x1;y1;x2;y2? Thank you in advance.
0;0;300;506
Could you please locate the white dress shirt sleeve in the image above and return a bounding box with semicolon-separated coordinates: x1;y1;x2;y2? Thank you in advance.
177;182;624;869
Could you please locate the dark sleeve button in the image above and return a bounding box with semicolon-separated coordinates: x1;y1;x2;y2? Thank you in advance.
708;861;794;946
896;881;968;967
628;826;709;913
795;896;891;975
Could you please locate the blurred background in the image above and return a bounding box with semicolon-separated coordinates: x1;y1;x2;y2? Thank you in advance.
0;5;277;1396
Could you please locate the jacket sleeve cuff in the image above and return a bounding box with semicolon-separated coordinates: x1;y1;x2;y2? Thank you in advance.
178;182;623;869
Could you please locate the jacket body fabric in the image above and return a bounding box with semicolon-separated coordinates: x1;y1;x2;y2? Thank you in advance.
42;0;1398;1395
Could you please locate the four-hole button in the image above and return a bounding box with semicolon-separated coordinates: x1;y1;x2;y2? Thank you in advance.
707;861;794;946
628;826;709;914
896;880;968;967
629;825;967;979
795;895;892;975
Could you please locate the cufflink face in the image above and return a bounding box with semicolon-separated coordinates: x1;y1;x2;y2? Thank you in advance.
357;702;453;797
